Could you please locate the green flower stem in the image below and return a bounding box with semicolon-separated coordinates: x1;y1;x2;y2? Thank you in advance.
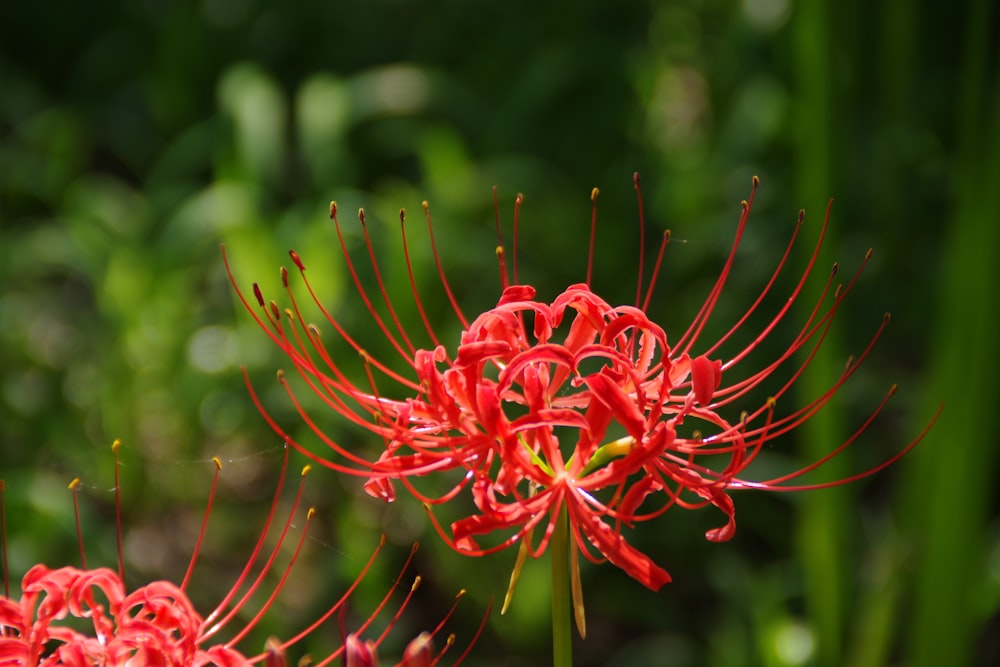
551;505;572;667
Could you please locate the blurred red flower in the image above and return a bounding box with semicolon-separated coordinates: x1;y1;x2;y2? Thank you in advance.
0;445;482;666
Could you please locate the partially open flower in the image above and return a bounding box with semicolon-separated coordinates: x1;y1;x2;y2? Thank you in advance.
227;175;936;602
0;442;485;666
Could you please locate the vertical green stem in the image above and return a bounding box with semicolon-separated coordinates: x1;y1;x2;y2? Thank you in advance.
551;505;572;667
791;2;850;665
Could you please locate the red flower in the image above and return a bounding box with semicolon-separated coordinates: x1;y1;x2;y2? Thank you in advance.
0;445;484;666
227;175;936;594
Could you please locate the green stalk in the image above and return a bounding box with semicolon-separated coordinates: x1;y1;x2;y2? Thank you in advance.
551;505;572;667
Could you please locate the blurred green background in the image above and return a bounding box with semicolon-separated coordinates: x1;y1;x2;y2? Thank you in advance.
1;1;997;665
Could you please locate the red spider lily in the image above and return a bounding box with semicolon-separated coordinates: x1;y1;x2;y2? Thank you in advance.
0;443;485;666
225;175;937;598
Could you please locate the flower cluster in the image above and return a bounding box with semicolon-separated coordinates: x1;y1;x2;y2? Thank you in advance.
0;565;251;666
0;443;484;666
228;175;934;598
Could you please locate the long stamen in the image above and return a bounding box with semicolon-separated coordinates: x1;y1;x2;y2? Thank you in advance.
673;176;760;354
449;599;493;666
358;208;417;356
201;445;291;632
285;249;419;390
181;457;223;591
633;172;646;308
401;208;445;349
224;505;316;648
314;543;422;667
68;478;87;569
241;367;377;476
513;193;523;286
587;187;598;287
371;575;422;647
422;201;468;328
266;535;388;658
112;439;125;583
701;208;807;362
328;206;413;363
201;462;311;641
641;230;672;312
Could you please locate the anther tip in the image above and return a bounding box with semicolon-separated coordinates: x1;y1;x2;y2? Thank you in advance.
112;438;122;453
289;250;305;271
357;208;365;224
399;208;405;223
752;174;760;187
329;201;337;219
212;456;222;471
68;477;81;490
591;187;599;201
301;464;312;477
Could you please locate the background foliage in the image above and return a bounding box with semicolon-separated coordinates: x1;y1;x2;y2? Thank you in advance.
1;1;997;665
